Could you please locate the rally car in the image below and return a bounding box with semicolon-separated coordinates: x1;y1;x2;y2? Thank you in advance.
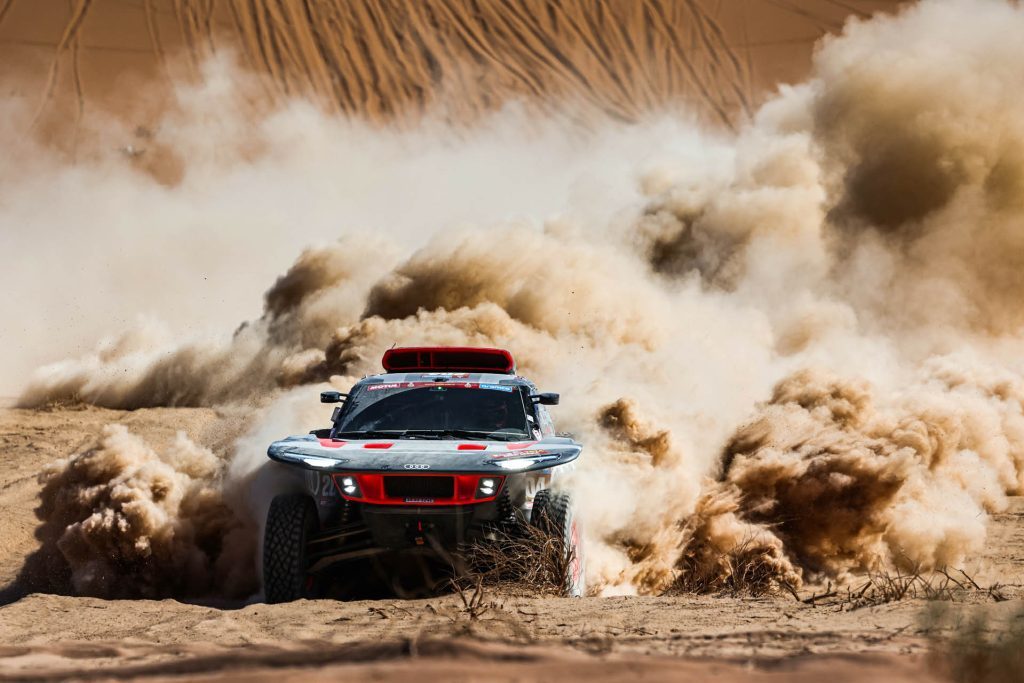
262;347;584;601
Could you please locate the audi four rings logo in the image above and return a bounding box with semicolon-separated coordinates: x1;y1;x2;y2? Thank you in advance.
404;464;430;470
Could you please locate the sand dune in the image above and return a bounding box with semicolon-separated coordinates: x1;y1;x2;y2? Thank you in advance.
1;0;905;138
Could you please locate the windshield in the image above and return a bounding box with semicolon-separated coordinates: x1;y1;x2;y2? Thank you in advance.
333;383;532;440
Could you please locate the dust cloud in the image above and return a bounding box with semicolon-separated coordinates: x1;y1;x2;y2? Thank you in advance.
25;425;256;599
12;0;1024;597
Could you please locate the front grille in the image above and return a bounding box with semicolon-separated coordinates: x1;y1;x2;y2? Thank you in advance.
383;476;455;499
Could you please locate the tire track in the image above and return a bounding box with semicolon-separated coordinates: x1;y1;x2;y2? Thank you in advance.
28;0;94;130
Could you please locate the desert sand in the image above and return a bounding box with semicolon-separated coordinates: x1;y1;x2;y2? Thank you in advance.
0;406;1020;680
3;1;1024;681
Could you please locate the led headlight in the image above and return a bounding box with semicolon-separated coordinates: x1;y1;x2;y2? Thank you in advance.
492;453;559;471
301;456;337;469
495;458;534;471
336;475;362;498
475;476;502;498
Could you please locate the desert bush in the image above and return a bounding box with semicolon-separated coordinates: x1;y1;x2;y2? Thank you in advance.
673;536;792;597
927;603;1024;683
798;567;1007;611
459;522;572;596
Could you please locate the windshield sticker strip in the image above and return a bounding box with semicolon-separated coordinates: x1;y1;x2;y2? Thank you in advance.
479;383;514;392
365;382;516;391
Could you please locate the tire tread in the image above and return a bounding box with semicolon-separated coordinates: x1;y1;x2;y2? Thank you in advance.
530;489;583;596
263;494;317;603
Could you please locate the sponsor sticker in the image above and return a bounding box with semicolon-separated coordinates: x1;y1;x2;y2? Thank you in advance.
491;449;549;458
479;383;514;392
367;383;402;391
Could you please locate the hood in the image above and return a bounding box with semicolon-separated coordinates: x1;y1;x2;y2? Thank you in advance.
267;434;581;474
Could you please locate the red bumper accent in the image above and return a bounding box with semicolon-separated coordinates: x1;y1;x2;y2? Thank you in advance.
332;473;504;506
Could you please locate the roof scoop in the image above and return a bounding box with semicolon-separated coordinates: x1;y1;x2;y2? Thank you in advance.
382;347;516;374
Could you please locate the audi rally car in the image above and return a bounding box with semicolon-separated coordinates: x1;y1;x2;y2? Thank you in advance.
263;347;584;601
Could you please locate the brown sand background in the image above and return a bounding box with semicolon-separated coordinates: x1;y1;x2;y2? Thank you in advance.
6;1;1024;681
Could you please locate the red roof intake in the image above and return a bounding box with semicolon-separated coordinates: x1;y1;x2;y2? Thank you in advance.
381;347;515;374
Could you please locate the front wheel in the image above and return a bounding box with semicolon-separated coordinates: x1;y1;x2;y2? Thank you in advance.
531;490;585;597
263;494;320;603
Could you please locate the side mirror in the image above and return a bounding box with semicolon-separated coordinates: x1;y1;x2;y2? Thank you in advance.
320;391;347;403
532;392;560;405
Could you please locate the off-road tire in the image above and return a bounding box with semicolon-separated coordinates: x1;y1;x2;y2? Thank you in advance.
530;489;585;597
263;494;319;603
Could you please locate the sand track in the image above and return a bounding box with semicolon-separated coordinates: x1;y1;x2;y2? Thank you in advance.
0;634;944;682
0;634;942;679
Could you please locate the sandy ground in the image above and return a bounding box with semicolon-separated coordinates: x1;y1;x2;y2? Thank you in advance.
0;406;1020;681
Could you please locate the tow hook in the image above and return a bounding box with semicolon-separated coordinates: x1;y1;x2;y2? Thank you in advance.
410;519;429;546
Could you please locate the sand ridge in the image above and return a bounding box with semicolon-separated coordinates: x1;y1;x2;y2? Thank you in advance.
0;0;907;138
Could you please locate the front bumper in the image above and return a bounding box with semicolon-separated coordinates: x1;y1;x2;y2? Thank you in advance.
359;500;505;550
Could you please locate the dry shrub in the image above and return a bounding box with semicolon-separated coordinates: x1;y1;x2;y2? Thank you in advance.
449;575;494;622
927;604;1024;683
36;392;88;412
800;567;1007;611
673;535;794;597
460;523;572;596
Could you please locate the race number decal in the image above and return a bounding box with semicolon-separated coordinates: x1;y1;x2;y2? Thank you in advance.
305;471;337;504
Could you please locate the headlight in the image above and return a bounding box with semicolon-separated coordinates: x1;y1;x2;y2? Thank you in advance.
495;458;534;471
492;452;561;471
475;476;503;498
334;474;362;498
301;456;337;468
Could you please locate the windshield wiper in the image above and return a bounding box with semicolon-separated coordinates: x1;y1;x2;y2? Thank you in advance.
332;429;527;441
333;429;442;440
401;429;526;442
